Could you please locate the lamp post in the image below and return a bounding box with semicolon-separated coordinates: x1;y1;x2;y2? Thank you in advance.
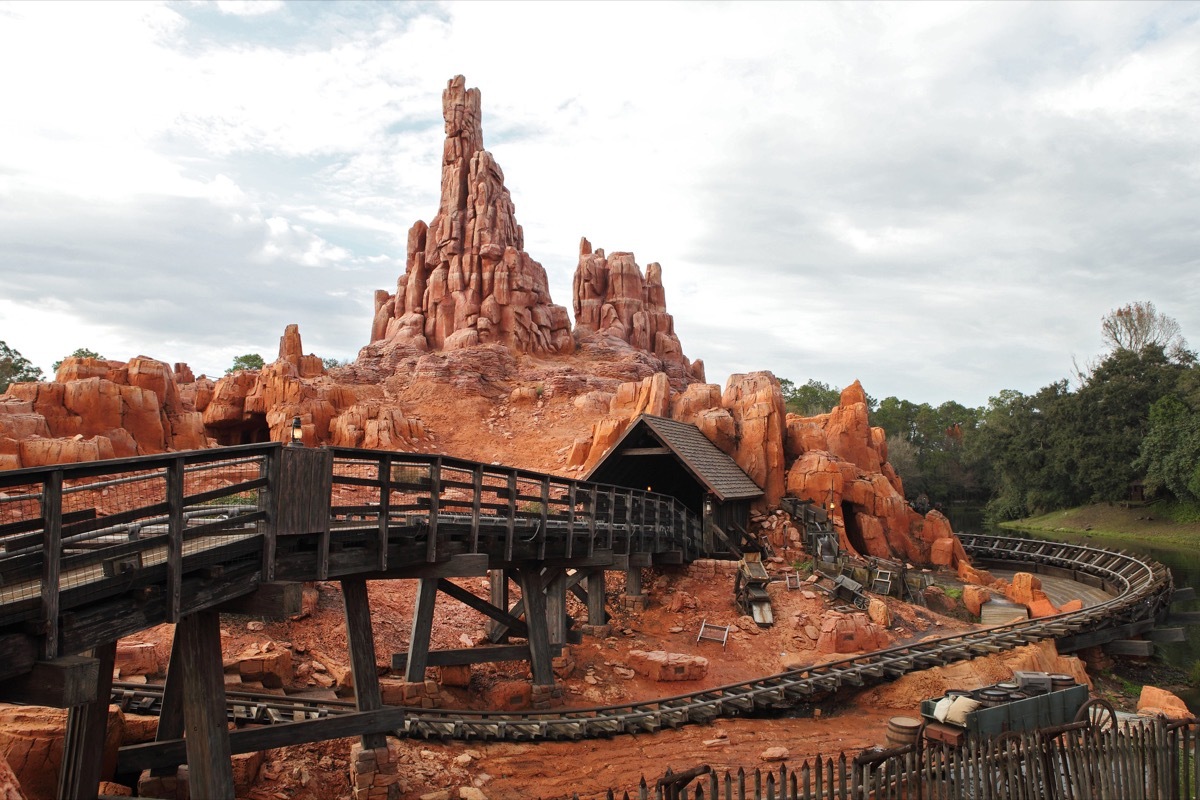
289;416;304;447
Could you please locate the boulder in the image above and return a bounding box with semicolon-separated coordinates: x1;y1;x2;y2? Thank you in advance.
1137;685;1192;720
816;611;890;654
627;650;709;681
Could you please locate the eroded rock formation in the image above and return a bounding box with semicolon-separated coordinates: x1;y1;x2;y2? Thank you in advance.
572;238;703;384
785;381;968;568
0;356;208;469
369;75;573;356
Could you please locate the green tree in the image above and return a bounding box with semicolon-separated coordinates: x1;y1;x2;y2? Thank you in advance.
780;378;872;416
51;347;104;372
322;356;350;369
1069;344;1186;502
0;340;45;393
1137;394;1200;504
227;353;265;374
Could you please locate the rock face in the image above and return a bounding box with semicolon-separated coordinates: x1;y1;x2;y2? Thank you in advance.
627;650;709;681
572;238;703;384
0;356;208;470
784;381;968;568
203;325;429;450
369;75;573;357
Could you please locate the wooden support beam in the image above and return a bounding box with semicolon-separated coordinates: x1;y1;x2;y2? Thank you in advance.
1104;639;1156;657
586;570;608;626
1146;627;1186;643
436;579;528;638
391;643;567;669
0;634;38;682
515;568;554;686
404;578;438;682
152;629;186;776
57;642;115;800
626;566;643;597
277;447;334;579
177;609;235;799
118;708;407;774
0;655;98;707
166;457;184;622
341;577;385;749
488;569;509;643
217;582;303;618
1172;587;1196;603
545;569;567;646
1167;611;1200;625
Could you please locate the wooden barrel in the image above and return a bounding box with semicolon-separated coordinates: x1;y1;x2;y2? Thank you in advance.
1049;674;1075;691
886;716;923;748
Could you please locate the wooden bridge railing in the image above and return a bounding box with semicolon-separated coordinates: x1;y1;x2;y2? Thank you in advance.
0;444;705;667
325;447;704;567
0;444;278;666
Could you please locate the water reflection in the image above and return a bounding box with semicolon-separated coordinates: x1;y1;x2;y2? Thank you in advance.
965;521;1199;710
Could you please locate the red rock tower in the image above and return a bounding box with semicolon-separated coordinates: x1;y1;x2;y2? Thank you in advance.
371;75;573;355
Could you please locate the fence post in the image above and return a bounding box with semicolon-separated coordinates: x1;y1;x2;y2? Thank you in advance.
426;458;441;562
166;457;184;622
39;470;63;659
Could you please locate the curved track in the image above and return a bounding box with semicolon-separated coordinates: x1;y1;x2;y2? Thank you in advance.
113;532;1174;742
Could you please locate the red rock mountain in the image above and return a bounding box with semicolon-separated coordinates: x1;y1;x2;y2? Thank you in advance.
0;74;965;569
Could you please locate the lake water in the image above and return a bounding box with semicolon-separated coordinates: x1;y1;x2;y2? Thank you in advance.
951;507;1200;710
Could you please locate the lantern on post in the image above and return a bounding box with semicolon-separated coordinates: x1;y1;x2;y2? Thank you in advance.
289;416;304;447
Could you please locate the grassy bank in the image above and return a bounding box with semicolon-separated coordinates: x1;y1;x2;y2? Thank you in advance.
999;501;1200;551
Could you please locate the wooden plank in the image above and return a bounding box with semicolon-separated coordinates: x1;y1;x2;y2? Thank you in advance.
488;569;509;644
277;448;333;579
538;477;550;560
566;483;576;559
620;447;672;456
40;470;62;659
165;457;185;623
261;448;279;582
152;630;186;776
586;570;607;626
470;465;482;553
1172;586;1196;603
0;655;99;707
177;609;234;799
546;569;567;646
57;642;115;800
118;707;408;773
217;582;303;618
504;473;516;561
341;577;385;749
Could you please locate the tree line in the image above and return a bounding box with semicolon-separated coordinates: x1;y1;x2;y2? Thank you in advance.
784;302;1200;523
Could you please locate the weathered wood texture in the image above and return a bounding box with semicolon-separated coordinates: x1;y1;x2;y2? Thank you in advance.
57;642;115;800
176;609;235;800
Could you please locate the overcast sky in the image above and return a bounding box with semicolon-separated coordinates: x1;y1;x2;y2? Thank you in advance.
2;1;1198;408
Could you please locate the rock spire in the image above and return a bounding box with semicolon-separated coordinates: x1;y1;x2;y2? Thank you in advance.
371;75;573;355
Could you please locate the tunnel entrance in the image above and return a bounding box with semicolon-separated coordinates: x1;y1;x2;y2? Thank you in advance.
841;501;869;556
207;414;271;447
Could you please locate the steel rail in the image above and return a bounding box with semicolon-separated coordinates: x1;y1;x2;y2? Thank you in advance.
113;532;1173;742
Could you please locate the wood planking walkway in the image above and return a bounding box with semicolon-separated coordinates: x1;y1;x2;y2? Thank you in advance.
988;567;1114;609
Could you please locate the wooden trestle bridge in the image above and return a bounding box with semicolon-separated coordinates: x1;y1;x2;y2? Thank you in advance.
0;443;1181;799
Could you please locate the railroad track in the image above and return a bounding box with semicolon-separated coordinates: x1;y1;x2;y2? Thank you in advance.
112;533;1174;742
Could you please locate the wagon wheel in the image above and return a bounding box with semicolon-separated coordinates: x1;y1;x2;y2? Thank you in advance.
1074;698;1117;735
994;730;1024;754
854;594;870;610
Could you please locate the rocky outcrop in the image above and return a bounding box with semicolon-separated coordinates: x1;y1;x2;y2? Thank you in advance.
0;356;208;470
784;381;968;568
368;75;572;357
572;239;703;384
1138;686;1192;720
627;650;709;681
816;610;891;654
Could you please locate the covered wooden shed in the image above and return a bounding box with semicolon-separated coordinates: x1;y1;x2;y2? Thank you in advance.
585;414;764;554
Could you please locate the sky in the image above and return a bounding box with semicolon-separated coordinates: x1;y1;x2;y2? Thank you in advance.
1;1;1198;408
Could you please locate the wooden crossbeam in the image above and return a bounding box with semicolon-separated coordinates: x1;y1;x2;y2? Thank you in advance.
118;708;407;773
0;655;98;708
391;643;566;668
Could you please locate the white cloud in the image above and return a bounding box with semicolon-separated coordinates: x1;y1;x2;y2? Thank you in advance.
0;0;1197;406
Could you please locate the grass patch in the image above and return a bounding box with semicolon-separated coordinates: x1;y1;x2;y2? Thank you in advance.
1000;501;1200;550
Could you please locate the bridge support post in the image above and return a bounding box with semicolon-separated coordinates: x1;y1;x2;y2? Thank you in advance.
586;570;608;629
546;569;567;647
404;578;438;683
341;578;387;749
57;641;116;800
177;609;235;800
515;568;554;687
488;569;509;643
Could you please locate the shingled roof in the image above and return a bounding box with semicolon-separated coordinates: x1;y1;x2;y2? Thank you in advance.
586;414;764;502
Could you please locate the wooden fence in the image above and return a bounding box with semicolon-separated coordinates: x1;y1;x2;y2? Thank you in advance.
568;716;1200;800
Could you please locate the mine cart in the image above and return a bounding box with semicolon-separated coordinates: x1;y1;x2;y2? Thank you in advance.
831;573;871;610
919;673;1109;746
734;552;774;627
